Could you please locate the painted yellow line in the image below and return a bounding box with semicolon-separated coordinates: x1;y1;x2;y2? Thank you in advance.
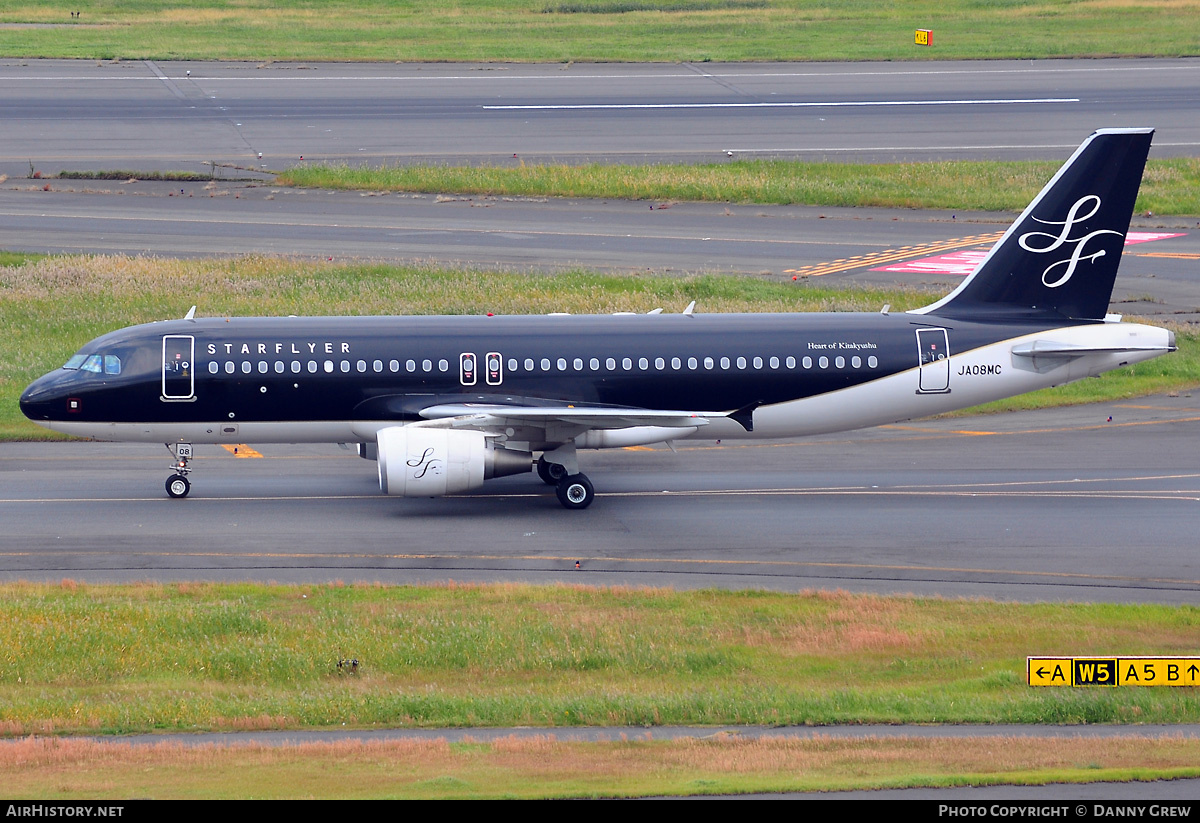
220;444;263;458
784;232;1003;277
1132;252;1200;260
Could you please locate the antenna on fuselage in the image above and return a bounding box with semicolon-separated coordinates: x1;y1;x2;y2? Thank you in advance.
682;300;696;316
183;306;197;322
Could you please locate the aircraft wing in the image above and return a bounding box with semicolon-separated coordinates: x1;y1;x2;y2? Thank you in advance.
415;403;719;430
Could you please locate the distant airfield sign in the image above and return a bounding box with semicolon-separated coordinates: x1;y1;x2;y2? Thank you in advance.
1028;657;1200;687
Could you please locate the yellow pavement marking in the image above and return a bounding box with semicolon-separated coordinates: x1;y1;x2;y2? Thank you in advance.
1131;252;1200;260
220;444;263;458
784;232;1003;277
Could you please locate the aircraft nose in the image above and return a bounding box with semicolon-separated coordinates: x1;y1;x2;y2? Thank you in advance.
20;371;70;421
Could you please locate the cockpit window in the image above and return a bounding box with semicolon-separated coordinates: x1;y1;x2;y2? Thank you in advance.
62;353;121;375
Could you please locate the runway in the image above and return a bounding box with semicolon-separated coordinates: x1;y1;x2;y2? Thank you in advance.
2;57;1199;176
5;394;1200;603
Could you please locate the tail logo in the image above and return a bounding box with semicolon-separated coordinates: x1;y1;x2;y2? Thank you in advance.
1018;195;1123;288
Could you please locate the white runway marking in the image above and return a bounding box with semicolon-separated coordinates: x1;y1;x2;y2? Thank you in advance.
483;98;1079;111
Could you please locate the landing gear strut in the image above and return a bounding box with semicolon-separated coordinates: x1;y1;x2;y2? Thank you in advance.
165;443;193;499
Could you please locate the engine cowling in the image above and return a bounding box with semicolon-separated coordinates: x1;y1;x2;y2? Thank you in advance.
376;426;531;497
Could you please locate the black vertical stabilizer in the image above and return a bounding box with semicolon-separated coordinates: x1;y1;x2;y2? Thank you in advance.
914;128;1153;321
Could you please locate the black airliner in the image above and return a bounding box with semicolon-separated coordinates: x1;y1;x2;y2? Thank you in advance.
20;128;1175;508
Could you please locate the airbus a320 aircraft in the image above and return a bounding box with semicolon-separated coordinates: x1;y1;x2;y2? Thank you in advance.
20;129;1174;509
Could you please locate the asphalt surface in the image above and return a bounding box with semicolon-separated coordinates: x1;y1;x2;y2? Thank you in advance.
2;57;1199;174
5;393;1200;603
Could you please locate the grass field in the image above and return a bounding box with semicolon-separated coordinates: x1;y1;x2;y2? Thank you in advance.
1;1;1199;62
3;254;1196;440
9;581;1200;733
278;157;1200;216
4;582;1200;797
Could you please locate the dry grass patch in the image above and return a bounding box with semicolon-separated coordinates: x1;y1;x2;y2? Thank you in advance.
3;734;1200;798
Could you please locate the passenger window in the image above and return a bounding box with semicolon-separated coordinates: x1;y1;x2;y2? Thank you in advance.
868;356;878;368
525;358;535;371
509;358;518;372
819;357;829;369
324;361;334;373
803;357;812;369
704;357;714;370
851;356;861;368
438;359;448;372
769;356;779;369
622;357;632;370
226;362;236;374
258;361;268;374
590;358;599;370
541;358;551;371
573;358;583;371
292;361;302;374
209;362;219;375
357;360;367;373
786;356;796;369
721;357;730;369
753;357;762;369
557;358;567;371
671;357;681;370
275;361;285;373
308;361;318;373
389;360;399;373
835;356;845;368
373;360;383;373
638;357;648;370
606;358;616;370
422;359;432;372
737;357;746;369
655;357;665;370
688;357;698;370
242;362;253;374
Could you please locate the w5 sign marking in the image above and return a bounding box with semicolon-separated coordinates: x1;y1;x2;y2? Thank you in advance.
1028;656;1200;687
1018;195;1123;288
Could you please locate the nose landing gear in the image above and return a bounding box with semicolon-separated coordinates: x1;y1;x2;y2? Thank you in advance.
165;443;193;499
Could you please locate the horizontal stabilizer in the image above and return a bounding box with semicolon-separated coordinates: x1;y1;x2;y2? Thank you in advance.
1011;340;1175;358
1011;335;1176;374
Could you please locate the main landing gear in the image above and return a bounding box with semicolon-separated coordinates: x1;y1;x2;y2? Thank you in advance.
165;443;193;499
537;455;594;509
555;473;594;510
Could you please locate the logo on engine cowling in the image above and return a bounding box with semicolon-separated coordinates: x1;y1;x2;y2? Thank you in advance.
1018;194;1123;289
407;447;442;479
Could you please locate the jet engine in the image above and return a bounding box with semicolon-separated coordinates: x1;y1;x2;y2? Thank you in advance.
376;426;531;497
